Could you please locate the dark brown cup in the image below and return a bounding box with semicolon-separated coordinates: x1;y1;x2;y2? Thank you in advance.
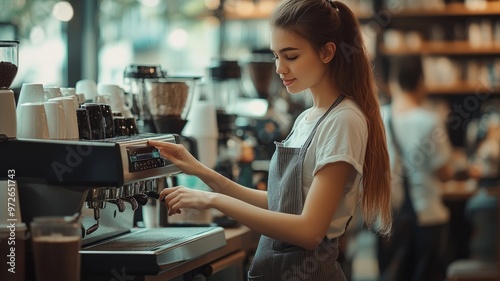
99;104;114;138
76;108;91;140
30;217;82;281
123;117;139;135
80;103;105;140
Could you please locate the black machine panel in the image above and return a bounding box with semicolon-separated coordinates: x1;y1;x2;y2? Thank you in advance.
0;133;180;188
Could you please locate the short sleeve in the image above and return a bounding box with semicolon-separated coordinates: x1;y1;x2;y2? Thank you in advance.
311;107;368;176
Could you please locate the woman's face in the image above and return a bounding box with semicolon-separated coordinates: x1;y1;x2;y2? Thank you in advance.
270;27;329;94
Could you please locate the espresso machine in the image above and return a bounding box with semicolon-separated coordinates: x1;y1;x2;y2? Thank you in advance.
0;133;226;280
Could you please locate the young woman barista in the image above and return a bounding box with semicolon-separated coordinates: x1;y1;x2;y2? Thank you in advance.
149;0;392;279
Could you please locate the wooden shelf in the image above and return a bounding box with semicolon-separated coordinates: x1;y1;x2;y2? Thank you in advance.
391;2;500;17
354;10;373;20
426;82;500;95
225;10;272;20
225;6;372;20
381;41;500;56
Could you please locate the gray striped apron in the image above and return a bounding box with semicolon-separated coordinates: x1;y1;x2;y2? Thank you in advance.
248;94;347;281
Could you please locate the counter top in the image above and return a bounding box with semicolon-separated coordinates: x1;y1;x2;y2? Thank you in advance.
145;225;260;280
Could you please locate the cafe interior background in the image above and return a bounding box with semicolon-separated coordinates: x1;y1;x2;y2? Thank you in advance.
1;0;500;280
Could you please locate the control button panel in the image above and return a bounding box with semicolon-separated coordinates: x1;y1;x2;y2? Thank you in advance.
127;145;166;172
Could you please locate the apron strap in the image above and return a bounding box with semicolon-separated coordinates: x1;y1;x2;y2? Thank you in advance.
341;216;353;237
300;94;345;155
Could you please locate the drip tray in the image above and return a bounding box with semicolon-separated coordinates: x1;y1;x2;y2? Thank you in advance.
80;226;226;275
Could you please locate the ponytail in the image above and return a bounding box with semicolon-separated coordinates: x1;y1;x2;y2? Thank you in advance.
332;1;392;236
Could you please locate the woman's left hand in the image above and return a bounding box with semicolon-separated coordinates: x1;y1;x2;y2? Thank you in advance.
159;186;216;216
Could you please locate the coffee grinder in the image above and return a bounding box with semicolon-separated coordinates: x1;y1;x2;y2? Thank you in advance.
145;76;200;135
205;61;243;179
207;60;243;142
0;40;19;139
123;64;166;133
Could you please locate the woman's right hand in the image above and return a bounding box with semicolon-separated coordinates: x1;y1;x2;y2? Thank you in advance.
148;139;207;176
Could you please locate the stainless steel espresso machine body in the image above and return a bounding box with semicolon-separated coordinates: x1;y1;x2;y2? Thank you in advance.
0;133;226;278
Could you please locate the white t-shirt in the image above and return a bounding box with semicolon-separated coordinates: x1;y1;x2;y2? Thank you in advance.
381;105;451;226
284;98;367;239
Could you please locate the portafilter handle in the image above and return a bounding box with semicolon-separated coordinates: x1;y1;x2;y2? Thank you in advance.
85;188;108;236
106;187;126;212
133;193;149;206
108;198;126;212
145;191;165;202
123;196;139;211
86;208;100;236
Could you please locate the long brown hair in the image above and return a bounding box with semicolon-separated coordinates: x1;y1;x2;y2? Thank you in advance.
270;0;392;235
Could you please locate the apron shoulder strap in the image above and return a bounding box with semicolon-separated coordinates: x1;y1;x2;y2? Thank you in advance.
301;94;345;154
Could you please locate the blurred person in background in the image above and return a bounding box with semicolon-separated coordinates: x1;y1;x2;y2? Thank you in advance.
378;55;454;281
464;110;499;264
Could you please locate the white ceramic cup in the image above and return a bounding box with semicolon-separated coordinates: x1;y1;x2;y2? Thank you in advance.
61;87;76;97
47;98;68;139
111;87;129;114
97;83;121;103
0;89;17;138
56;97;79;139
17;83;45;115
44;86;62;100
95;94;110;104
76;79;97;102
182;100;218;138
63;88;81;108
97;83;125;109
97;83;120;97
77;93;86;104
182;100;218;168
16;102;49;139
69;94;80;111
43;101;66;139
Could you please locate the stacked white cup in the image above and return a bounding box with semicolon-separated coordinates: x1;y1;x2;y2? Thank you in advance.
43;86;63;100
61;87;76;97
61;87;85;106
182;100;219;169
16;103;49;139
15;83;81;140
98;83;133;117
52;96;79;139
16;83;45;115
43;101;66;139
47;98;68;139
